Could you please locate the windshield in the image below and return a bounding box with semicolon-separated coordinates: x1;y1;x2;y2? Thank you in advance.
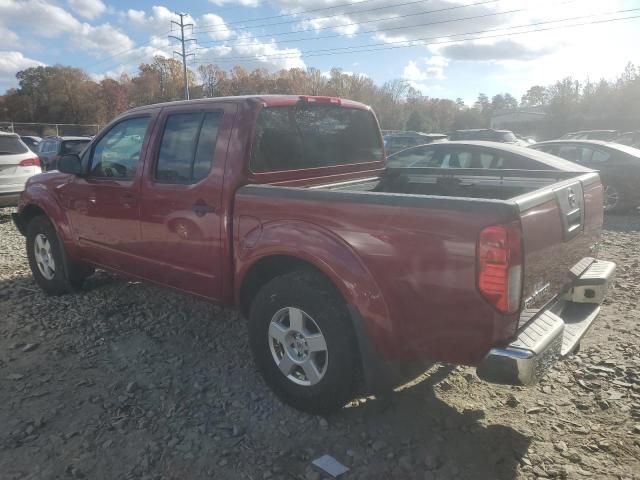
250;104;384;173
61;140;90;155
0;136;28;155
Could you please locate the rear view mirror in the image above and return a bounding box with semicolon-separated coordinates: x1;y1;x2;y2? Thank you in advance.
58;154;83;175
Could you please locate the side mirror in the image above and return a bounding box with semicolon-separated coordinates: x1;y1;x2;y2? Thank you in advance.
58;154;83;175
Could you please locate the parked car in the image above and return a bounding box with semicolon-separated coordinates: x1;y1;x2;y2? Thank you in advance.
448;128;528;146
20;135;42;152
530;140;640;212
515;133;536;145
13;95;615;414
387;141;572;170
383;131;447;154
38;136;91;171
614;131;640;148
0;132;42;207
560;130;618;141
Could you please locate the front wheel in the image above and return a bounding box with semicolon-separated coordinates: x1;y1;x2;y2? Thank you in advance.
248;270;360;414
26;215;92;295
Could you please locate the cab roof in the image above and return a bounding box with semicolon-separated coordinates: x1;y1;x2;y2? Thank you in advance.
126;95;370;114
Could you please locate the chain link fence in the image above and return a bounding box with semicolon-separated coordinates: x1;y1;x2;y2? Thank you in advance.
0;122;104;137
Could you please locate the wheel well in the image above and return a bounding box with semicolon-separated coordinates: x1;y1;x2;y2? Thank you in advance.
239;255;335;319
17;204;47;234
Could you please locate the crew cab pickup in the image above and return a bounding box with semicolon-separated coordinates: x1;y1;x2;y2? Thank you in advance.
13;95;615;413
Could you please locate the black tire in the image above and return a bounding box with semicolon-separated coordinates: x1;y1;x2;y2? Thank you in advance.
603;184;626;214
248;270;361;414
26;215;92;295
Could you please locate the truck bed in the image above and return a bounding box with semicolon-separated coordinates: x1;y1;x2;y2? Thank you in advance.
311;167;581;200
235;167;603;367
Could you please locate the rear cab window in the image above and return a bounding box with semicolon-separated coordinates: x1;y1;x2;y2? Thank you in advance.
250;103;384;173
0;135;28;155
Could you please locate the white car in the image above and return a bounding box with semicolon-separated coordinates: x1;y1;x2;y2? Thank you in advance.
0;131;42;207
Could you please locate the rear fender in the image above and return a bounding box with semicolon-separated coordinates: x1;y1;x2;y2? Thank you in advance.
235;220;393;387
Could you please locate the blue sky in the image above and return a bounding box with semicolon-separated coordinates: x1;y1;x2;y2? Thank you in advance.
1;0;640;104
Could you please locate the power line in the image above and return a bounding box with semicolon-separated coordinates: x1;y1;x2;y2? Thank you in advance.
193;12;640;64
193;0;499;36
195;0;573;50
170;13;197;100
192;0;402;29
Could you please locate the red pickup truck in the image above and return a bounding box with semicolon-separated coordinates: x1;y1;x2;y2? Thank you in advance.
13;95;615;414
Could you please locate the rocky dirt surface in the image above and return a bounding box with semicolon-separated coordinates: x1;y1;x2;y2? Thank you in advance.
0;206;639;480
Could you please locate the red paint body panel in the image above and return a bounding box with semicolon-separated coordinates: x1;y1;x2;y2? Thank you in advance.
16;95;604;370
233;190;520;364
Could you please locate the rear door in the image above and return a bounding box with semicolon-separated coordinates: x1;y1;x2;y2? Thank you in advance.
138;103;236;300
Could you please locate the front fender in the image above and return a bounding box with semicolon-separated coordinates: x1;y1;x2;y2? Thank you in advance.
18;181;74;249
235;220;394;364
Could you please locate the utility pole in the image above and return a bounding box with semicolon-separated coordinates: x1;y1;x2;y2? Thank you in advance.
169;12;196;100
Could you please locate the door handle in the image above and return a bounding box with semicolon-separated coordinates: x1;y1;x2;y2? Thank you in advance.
192;201;215;217
120;192;137;207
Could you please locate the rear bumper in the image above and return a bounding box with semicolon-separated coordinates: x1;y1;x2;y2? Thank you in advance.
476;259;616;386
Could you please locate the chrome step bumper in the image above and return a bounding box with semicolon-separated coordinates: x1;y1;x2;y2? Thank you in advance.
476;259;616;386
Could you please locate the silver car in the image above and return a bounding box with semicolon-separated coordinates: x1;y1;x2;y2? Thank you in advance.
0;131;42;207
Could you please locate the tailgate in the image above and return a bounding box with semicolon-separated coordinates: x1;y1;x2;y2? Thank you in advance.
515;172;603;315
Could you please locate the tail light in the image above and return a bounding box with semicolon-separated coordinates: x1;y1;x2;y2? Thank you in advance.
19;157;41;167
477;223;523;314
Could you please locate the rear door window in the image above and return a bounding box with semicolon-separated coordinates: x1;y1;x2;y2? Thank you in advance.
441;150;473;168
480;152;502;168
250;104;383;173
589;149;611;164
556;145;582;163
0;136;28;155
155;111;222;183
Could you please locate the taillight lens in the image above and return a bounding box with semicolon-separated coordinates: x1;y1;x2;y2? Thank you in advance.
19;157;41;167
478;223;523;314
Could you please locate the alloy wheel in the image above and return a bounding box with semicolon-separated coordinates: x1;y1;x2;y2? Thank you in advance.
34;233;56;280
268;307;329;386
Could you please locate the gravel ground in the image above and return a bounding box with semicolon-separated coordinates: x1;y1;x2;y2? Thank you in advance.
0;207;639;480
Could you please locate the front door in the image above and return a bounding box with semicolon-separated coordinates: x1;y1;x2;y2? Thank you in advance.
138;104;236;300
61;114;154;272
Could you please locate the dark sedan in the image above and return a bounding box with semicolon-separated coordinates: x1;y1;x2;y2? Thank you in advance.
530;140;640;212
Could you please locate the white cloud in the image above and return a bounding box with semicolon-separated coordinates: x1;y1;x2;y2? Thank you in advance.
125;5;177;35
198;32;305;71
402;58;447;93
208;0;260;6
76;23;134;55
0;25;19;48
0;51;45;84
67;0;106;19
200;13;232;41
0;0;81;37
0;0;133;57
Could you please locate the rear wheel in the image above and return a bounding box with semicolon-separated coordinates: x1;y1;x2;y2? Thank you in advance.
26;216;93;295
603;184;623;213
248;270;360;414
